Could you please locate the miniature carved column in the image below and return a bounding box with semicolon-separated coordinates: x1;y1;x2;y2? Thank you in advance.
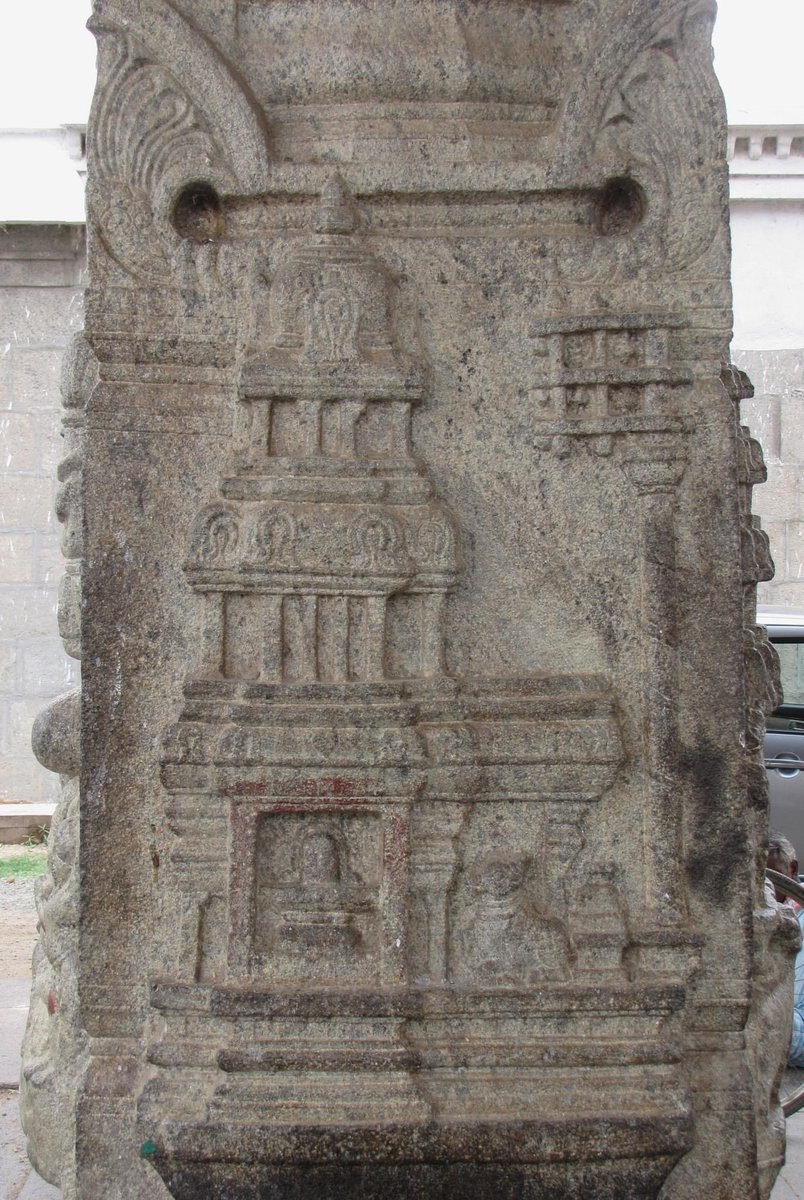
410;807;465;984
198;593;225;677
420;592;448;676
625;440;688;923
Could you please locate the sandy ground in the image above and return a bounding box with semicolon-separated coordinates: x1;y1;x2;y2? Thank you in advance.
0;869;40;980
0;849;60;1197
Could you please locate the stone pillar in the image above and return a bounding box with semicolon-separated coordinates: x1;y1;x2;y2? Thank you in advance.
20;332;95;1199
40;2;787;1197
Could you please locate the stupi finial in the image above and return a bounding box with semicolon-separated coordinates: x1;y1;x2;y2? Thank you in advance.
312;173;358;235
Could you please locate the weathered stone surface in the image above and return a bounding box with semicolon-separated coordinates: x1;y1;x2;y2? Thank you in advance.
20;332;90;1198
736;348;804;607
31;690;81;777
25;1;795;1197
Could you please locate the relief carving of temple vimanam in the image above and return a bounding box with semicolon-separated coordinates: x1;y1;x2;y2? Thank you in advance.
21;2;797;1198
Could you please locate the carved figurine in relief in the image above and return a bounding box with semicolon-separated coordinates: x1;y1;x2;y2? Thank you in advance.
278;828;370;951
252;815;380;980
452;853;571;986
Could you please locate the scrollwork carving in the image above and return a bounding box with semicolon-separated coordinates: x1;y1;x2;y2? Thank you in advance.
350;514;404;572
556;0;723;280
252;509;298;565
88;0;270;284
413;515;458;570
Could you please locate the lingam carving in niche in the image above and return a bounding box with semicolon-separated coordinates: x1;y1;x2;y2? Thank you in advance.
252;814;380;978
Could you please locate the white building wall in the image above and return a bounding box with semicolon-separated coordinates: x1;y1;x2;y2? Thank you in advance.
0;225;83;801
731;202;804;350
729;133;804;607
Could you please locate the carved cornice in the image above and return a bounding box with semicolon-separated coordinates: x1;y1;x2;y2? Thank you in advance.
728;125;804;163
728;124;804;201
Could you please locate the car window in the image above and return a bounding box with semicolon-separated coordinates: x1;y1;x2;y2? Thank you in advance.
775;639;804;708
763;621;804;855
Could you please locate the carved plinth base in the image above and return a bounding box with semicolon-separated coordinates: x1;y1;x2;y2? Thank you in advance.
138;985;691;1198
137;982;692;1198
135;961;699;1197
144;1132;688;1200
132;662;702;1197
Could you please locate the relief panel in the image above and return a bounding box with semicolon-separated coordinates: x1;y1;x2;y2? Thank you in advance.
252;813;382;983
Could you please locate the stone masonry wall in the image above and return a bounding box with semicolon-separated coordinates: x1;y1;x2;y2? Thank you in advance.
736;348;804;608
0;225;84;802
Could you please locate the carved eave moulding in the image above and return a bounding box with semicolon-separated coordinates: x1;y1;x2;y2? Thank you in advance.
728;124;804;164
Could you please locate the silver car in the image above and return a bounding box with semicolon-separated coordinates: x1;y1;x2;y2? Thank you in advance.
760;606;804;854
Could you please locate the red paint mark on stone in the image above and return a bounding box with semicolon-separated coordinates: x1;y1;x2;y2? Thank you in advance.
384;814;409;882
224;776;372;800
225;781;270;798
47;992;57;1016
291;776;371;798
332;777;360;796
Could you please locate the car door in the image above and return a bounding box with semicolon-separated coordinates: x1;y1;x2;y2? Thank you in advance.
765;630;804;853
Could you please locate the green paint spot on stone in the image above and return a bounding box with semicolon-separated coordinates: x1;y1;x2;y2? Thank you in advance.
140;1139;157;1159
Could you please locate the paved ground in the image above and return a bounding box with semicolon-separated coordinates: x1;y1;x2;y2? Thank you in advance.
777;1130;804;1200
774;1073;804;1200
0;870;59;1198
0;1089;59;1199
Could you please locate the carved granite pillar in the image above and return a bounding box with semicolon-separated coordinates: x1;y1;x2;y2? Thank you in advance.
60;2;786;1196
20;333;95;1198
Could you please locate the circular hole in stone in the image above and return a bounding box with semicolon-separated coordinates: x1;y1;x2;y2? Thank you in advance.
171;181;225;242
596;176;646;236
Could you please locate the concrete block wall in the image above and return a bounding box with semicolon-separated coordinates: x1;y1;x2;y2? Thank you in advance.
0;225;84;802
736;348;804;609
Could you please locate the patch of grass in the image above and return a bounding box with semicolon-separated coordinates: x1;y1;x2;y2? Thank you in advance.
0;846;48;879
23;824;49;848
